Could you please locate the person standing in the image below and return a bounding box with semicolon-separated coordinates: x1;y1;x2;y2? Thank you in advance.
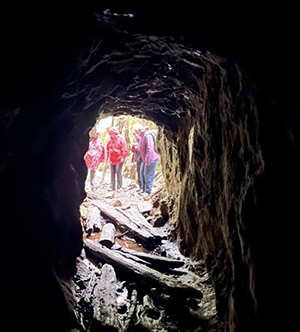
131;123;143;191
106;127;128;191
139;126;159;196
84;132;105;191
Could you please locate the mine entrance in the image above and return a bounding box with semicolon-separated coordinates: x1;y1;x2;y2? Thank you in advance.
73;115;219;331
80;115;165;254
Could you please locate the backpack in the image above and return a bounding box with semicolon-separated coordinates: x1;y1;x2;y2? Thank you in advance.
145;129;158;154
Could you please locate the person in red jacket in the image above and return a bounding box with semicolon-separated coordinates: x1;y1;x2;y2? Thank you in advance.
84;132;105;191
106;127;128;191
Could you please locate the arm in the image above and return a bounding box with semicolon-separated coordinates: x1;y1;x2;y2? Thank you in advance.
121;137;128;158
100;144;105;162
144;135;153;165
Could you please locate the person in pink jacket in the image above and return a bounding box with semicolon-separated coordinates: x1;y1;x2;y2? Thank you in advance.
131;123;143;191
106;127;128;191
139;126;159;195
84;132;105;191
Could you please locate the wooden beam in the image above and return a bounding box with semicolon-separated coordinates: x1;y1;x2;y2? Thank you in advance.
90;200;160;248
84;239;203;299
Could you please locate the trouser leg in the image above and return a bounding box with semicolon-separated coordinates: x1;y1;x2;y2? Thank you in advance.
140;162;146;192
110;164;116;190
116;162;123;189
144;158;158;194
136;159;142;189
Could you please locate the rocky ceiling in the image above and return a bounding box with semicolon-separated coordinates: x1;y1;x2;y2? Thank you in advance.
0;1;299;332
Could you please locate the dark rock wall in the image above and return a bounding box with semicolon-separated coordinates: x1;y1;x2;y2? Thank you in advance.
0;1;299;331
157;54;264;332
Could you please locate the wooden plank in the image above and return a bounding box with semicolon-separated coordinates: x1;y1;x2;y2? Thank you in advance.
84;239;203;299
118;247;185;270
137;201;152;214
85;205;102;236
122;289;137;332
116;251;152;267
116;206;165;239
90;200;158;248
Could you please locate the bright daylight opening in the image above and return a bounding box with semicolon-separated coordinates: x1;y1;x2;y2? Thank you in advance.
79;115;166;254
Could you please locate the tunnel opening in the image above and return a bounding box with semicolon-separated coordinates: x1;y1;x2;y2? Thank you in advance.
1;27;262;332
80;113;167;252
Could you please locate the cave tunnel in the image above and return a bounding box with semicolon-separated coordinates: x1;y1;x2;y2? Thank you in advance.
0;1;299;332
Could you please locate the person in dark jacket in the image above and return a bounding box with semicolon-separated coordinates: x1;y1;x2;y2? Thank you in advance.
106;127;128;191
139;126;159;195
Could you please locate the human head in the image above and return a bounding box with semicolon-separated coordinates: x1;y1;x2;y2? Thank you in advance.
132;123;143;136
141;125;149;136
108;127;119;136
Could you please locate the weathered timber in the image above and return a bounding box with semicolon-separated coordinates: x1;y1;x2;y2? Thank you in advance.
99;223;115;248
137;201;152;214
116;250;152;267
115;230;129;239
122;289;137;332
85;205;102;236
116;206;165;239
84;239;203;299
92;264;120;330
119;247;185;270
91;200;158;247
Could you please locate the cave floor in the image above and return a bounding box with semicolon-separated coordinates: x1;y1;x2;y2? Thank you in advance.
72;170;220;331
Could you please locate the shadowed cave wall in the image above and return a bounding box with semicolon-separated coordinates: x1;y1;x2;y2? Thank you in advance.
0;1;299;332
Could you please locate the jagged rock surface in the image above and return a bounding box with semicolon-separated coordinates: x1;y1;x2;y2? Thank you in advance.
0;2;299;332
